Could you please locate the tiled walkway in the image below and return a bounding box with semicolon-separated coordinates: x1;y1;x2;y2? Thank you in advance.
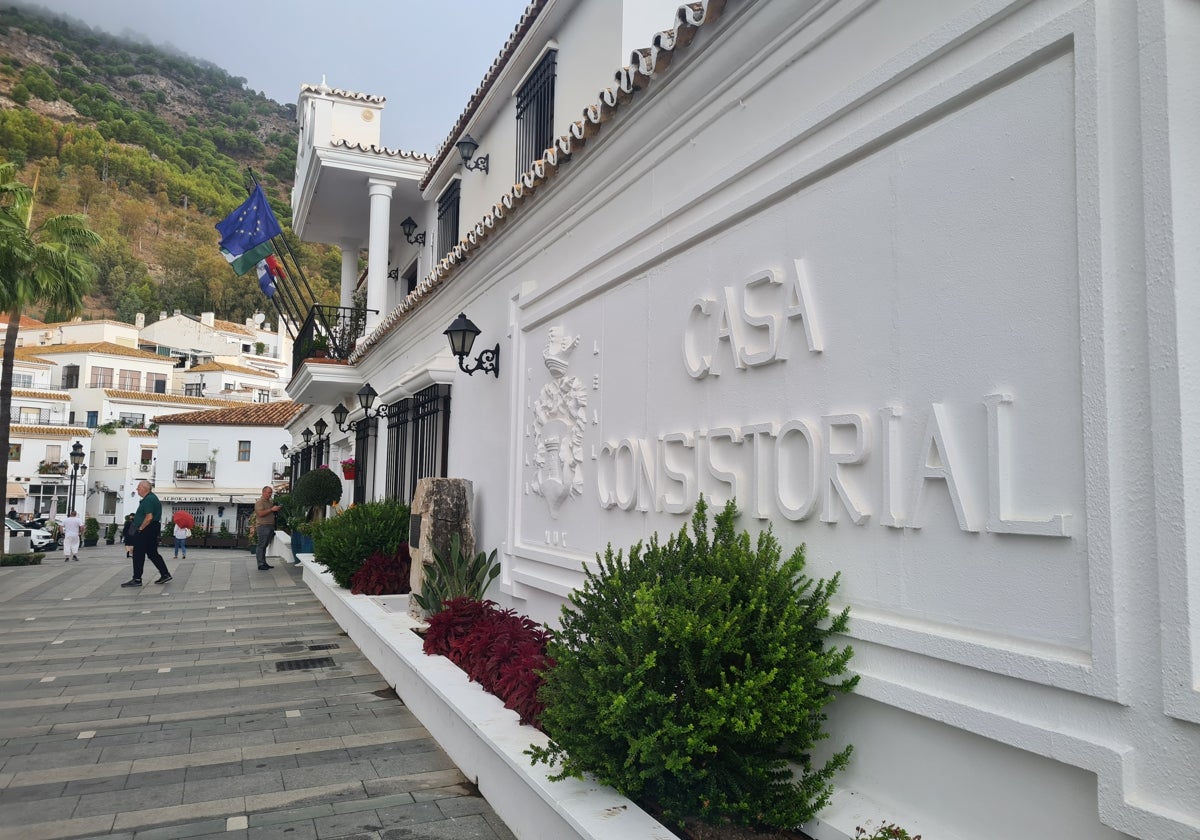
0;545;516;840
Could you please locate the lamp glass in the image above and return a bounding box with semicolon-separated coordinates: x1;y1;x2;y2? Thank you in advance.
332;403;348;425
356;383;377;412
314;418;328;437
69;440;85;466
444;313;480;358
400;216;417;238
301;427;313;444
456;134;480;163
280;444;289;456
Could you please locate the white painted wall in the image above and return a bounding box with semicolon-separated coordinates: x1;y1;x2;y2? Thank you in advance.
301;1;1200;837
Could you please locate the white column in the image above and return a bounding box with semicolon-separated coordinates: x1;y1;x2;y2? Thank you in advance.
366;179;395;333
339;240;359;310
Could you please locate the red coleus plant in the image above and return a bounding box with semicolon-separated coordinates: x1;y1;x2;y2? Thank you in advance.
349;543;413;595
423;597;554;728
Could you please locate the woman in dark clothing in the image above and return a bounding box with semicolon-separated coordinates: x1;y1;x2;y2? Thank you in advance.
121;513;137;559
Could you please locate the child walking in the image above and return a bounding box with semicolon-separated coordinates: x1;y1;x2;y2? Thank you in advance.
121;513;136;559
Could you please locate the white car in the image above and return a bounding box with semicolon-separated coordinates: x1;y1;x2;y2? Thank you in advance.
5;518;60;551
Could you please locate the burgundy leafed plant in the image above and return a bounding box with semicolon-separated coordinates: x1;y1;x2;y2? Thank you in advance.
423;597;554;728
349;543;413;595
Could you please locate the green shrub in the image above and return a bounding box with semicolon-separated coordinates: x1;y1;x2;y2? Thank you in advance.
310;499;409;588
272;492;305;533
294;467;342;514
411;532;501;615
104;522;118;541
83;517;99;541
1;552;45;566
529;498;858;830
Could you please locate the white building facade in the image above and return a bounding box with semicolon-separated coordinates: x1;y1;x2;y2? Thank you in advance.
285;2;1200;838
153;401;302;536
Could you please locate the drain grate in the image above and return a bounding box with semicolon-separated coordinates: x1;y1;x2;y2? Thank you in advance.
308;643;340;651
275;657;335;672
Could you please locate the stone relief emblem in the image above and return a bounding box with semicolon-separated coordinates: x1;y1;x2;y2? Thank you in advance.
531;326;588;519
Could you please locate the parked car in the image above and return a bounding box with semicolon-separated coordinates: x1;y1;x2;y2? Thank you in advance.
5;518;59;551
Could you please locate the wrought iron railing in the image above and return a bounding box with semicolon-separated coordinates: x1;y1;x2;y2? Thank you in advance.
173;460;215;480
292;305;373;375
12;410;52;424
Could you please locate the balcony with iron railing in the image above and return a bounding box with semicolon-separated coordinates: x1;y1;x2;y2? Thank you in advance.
11;409;53;425
173;460;215;481
288;305;374;406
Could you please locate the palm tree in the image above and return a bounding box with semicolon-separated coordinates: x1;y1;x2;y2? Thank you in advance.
0;163;102;512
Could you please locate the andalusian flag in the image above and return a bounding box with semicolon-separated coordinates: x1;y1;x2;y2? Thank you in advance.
216;184;282;275
256;253;286;299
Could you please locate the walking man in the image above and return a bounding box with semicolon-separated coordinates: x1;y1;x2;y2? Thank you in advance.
121;480;171;587
254;485;280;571
61;509;83;562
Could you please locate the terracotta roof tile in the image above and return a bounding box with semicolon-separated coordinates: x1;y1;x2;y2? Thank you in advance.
32;318;136;329
213;319;257;337
331;139;432;162
126;429;159;438
188;361;277;378
9;425;91;438
12;388;70;401
154;400;304;427
0;347;56;364
299;83;386;104
103;389;245;408
21;341;170;361
355;0;725;362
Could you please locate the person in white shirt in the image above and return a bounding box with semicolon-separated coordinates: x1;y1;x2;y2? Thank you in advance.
61;510;83;562
173;519;191;559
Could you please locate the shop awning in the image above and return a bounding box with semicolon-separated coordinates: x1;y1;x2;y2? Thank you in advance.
6;482;26;499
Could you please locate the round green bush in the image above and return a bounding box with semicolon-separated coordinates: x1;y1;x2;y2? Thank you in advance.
293;466;343;510
530;498;858;830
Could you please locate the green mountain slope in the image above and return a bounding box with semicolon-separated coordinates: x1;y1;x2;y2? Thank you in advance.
0;3;339;325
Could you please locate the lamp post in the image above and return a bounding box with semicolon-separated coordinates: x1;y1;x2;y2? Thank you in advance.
68;440;86;516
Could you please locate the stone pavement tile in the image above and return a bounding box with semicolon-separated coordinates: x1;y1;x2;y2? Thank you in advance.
73;780;185;817
436;794;493;819
131;817;228;840
63;774;128;796
246;782;365;816
0;792;80;824
0;748;101;772
0;779;65;802
182;769;284;803
372;800;445;830
183;760;242;782
110;791;244;831
282;760;379;790
0;813;115;840
312;808;385;838
246;817;319;840
190;729;277;752
87;732;144;748
361;769;468;798
98;740;188;762
130;746;241;773
411;784;476;803
368;751;457;779
241;755;299;774
274;721;357;743
390;814;514;840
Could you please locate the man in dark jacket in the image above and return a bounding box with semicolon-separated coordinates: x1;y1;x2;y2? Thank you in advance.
121;480;170;587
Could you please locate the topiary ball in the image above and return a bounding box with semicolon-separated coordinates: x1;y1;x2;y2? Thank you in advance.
294;466;343;509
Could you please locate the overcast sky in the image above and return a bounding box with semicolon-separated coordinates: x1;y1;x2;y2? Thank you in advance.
29;0;532;153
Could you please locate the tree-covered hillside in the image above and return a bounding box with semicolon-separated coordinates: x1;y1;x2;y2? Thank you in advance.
0;3;340;324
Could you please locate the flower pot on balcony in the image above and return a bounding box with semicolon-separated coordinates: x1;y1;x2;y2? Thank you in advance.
341;465;356;480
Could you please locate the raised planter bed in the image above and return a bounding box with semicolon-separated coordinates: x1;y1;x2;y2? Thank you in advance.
297;555;674;840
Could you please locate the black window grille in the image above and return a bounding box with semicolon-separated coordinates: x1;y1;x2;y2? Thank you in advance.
385;384;451;505
353;418;377;505
61;364;79;389
515;49;557;178
436;180;461;263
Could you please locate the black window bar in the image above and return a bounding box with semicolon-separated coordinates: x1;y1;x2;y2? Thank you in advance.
353;417;376;505
385;384;451;505
515;49;557;178
436;180;461;263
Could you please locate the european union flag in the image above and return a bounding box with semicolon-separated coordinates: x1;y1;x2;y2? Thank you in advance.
216;184;283;276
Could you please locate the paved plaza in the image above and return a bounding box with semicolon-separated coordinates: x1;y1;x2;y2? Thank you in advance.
0;544;516;840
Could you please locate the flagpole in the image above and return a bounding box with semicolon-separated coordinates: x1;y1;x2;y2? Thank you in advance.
247;169;320;313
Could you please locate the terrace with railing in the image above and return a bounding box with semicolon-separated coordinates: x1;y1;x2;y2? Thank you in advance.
173;460;216;481
291;305;372;376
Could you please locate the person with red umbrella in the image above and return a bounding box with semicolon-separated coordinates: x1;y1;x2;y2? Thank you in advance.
172;510;194;560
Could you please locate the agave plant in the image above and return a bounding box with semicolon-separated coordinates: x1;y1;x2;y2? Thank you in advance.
412;532;501;615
